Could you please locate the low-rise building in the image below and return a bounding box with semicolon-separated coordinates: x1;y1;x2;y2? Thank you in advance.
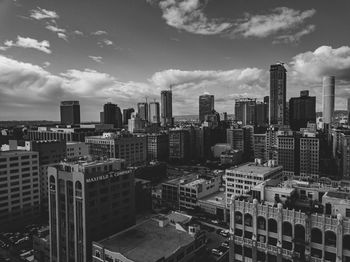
66;142;88;160
220;149;243;166
92;213;206;262
198;191;227;221
33;227;50;262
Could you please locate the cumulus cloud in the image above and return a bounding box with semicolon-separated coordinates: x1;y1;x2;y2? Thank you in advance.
73;30;84;36
45;24;68;41
273;25;316;44
88;56;103;63
149;0;316;43
98;39;115;48
29;7;59;20
92;30;108;36
1;36;51;54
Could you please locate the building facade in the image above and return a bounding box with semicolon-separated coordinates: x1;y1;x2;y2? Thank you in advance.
148;101;160;124
66;142;89;160
289;90;316;131
137;102;148;122
103;102;122;128
169;129;190;161
146;133;169;161
270;64;287;126
161;90;173;127
322;76;335;125
235;98;257;126
199;94;214;123
60;101;80;125
123;108;134;125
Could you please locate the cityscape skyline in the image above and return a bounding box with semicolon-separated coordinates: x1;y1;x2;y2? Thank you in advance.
1;0;350;121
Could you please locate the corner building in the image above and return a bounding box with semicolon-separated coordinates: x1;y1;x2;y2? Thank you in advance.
229;199;350;262
48;159;135;262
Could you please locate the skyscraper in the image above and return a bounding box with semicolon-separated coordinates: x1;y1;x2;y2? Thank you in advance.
103;102;122;128
269;64;287;125
322;76;335;124
60;101;80;125
137;102;148;121
199;94;214;122
148;101;160;124
123;108;134;125
347;98;350;124
289;90;316;131
234;98;256;125
161;90;173;127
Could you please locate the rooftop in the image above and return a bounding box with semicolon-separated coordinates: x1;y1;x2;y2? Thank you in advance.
0;150;36;156
198;191;226;206
227;162;282;176
325;191;350;200
96;218;194;262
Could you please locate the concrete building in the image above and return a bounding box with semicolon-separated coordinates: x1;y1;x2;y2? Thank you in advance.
322;76;335;125
341;133;350;178
211;143;233;158
198;191;227;221
225;161;283;202
270;64;287;125
253;134;266;162
277;131;300;178
28;126;103;142
256;98;269;126
169;129;190;162
227;127;253;161
220;150;243;166
179;175;221;210
289;90;316;131
66;142;88;160
25;140;66;213
146;133;169;161
103;102;122;128
199;94;214;123
265;126;279;161
148;101;160;124
60;101;80;125
128;112;146;133
300;132;320;180
85;132;147;166
92;213;206;262
33;227;50;262
235;98;257;126
0;150;40;230
48;158;135;262
161;90;174;127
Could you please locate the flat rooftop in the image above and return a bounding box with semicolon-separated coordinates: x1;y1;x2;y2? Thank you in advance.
325;191;350;199
199;191;226;206
227;162;282;176
0;150;36;156
97;219;194;262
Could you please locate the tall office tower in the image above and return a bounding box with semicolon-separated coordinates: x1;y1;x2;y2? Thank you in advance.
300;132;320;180
146;133;169;161
234;98;257;126
148;101;160;124
123;108;134;125
161;90;173;127
128;113;145;133
199;94;214;122
168;129;190;161
48;159;135;262
322;76;335;125
348;98;350;124
60;101;80;125
270;64;287;125
341;133;350;178
85;132;147;166
256;101;269;126
25;140;66;214
0;150;40;230
137;102;148;121
277;131;300;178
99;112;104;124
103;102;122;128
227;127;253;161
253;133;266;162
289;90;316;131
265;126;279;161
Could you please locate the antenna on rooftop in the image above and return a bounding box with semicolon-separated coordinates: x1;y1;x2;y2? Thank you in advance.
277;61;285;66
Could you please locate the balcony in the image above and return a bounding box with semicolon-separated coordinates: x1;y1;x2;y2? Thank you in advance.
256;242;266;250
244;238;253;247
234;236;243;245
267;245;278;254
310;257;322;262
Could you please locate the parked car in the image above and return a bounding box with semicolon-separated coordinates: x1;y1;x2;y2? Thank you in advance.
211;248;224;256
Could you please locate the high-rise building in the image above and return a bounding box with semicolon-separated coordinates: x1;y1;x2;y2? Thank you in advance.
270;64;287;125
48;158;135;262
60;101;80;125
277;131;300;178
0;150;40;230
322;76;335;125
161;90;173;127
199;94;214;122
24;140;66;214
253;133;266;162
123;108;134;125
85;132;147;166
169;129;190;161
137;102;148;122
146;133;169;161
234;98;257;126
103;102;122;128
256;100;269;126
341;133;350;178
148;102;160;124
289;90;316;131
300;132;319;180
128;113;145;133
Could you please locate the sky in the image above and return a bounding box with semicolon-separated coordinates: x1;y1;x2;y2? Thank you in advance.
0;0;350;121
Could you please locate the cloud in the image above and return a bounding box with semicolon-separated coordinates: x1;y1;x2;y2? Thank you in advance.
234;7;316;38
98;39;115;48
92;30;108;36
88;56;103;63
73;30;84;36
29;7;59;20
273;25;316;44
45;24;68;41
149;0;316;43
43;62;51;68
1;36;51;54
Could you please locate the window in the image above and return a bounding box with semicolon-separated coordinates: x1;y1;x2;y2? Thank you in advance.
346;209;350;218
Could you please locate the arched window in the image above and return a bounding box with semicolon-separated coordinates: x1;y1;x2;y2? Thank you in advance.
343;235;350;250
325;231;336;247
235;211;242;225
282;222;292;236
244;213;253;227
257;216;266;230
295;224;305;242
268;219;277;233
311;228;322;244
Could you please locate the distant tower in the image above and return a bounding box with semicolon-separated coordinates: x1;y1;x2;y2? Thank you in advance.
60;101;80;125
161;89;173;127
269;63;287;125
103;102;122;128
137;102;148;121
149;101;160;124
322;76;335;124
199;94;214;122
123;108;135;125
347;97;350;123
